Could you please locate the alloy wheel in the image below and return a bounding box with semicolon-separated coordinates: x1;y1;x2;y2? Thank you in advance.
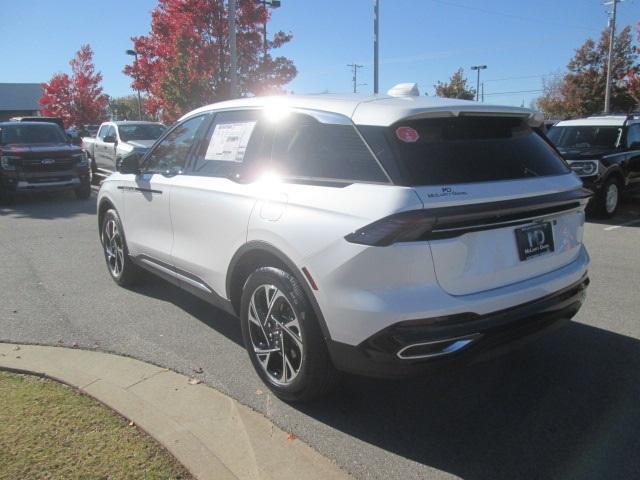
103;218;125;278
605;182;619;214
247;284;304;386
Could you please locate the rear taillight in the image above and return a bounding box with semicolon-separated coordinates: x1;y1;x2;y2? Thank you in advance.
344;211;435;246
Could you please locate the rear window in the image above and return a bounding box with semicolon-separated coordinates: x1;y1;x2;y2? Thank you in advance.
0;123;67;145
360;116;569;186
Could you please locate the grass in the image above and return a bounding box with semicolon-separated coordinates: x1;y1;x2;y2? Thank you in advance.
0;371;192;480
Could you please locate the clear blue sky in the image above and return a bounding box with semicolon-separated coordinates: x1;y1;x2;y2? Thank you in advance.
1;0;637;107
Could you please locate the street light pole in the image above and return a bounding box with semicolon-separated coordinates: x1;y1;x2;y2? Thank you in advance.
373;0;379;94
126;49;143;120
257;1;281;59
229;0;238;98
603;0;620;113
470;65;487;102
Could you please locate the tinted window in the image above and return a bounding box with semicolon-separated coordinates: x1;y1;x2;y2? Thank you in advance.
548;125;621;149
361;116;569;186
118;124;165;142
142;115;206;174
190;110;267;179
0;123;67;145
271;113;387;183
625;124;640;148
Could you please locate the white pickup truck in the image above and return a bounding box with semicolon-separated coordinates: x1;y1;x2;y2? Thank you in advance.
83;121;165;179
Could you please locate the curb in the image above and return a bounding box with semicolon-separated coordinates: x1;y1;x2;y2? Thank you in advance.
0;343;350;480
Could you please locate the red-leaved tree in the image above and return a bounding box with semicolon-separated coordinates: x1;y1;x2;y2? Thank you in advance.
40;45;108;127
124;0;297;122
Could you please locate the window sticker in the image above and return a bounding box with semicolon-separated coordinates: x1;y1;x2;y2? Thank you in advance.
395;126;420;143
204;121;256;162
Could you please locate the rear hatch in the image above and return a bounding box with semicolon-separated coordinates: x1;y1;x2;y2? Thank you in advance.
360;114;588;296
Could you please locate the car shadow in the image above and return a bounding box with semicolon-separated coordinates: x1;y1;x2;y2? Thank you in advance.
0;189;97;219
127;273;244;347
120;269;640;479
297;322;640;479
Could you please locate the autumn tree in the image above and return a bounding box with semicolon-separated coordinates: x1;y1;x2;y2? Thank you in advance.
40;45;108;127
434;68;476;100
124;0;297;122
537;26;638;117
625;22;640;107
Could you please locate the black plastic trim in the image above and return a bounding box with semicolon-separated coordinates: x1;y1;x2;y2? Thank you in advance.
326;274;589;378
345;187;593;245
226;241;333;341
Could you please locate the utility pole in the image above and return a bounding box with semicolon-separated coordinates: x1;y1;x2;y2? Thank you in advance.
373;0;379;94
481;82;485;103
229;0;238;98
603;0;621;113
347;63;364;93
471;65;487;102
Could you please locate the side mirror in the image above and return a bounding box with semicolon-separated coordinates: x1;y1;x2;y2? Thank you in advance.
118;151;142;174
103;134;116;144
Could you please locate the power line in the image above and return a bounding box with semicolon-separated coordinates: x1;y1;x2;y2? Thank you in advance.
483;73;563;84
347;63;364;93
483;89;544;97
427;0;601;32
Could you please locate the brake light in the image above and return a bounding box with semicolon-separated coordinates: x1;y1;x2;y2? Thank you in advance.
344;211;435;246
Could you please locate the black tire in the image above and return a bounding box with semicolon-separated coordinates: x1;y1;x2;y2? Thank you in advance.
0;188;15;205
89;157;100;185
240;267;339;402
100;208;141;286
75;182;91;200
594;177;622;218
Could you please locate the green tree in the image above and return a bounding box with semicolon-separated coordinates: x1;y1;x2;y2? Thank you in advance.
108;95;148;121
434;68;476;100
537;26;638;117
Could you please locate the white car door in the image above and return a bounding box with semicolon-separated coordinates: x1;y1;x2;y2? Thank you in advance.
120;114;208;267
170;110;270;297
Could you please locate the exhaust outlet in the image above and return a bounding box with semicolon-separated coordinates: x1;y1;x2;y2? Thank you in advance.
396;333;481;360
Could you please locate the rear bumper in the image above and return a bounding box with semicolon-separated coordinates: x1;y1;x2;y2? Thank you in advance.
327;273;589;378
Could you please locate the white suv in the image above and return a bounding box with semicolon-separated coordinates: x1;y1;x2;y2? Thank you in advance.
97;89;591;401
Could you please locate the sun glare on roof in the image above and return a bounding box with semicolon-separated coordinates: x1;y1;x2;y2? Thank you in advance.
262;97;291;123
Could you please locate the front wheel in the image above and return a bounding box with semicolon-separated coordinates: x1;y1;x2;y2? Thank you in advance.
595;177;621;218
75;182;91;200
240;267;339;402
100;209;141;286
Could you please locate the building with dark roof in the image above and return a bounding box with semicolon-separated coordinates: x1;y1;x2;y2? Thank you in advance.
0;83;44;121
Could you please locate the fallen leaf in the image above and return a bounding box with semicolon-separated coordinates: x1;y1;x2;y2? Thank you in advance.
15;356;21;359
12;310;18;314
192;367;204;374
13;346;20;351
287;432;297;441
188;378;202;385
72;342;78;348
256;389;264;395
129;421;135;427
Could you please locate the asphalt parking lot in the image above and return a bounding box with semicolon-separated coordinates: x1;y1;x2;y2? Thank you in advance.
1;189;639;480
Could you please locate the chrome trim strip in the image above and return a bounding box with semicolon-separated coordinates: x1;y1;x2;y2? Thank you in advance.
139;258;213;294
396;333;482;360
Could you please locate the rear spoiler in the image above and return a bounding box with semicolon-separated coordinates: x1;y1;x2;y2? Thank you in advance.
401;107;544;128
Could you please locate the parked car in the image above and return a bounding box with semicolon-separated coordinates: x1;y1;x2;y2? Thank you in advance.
548;113;640;217
83;121;165;180
97;87;591;401
0;121;90;203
